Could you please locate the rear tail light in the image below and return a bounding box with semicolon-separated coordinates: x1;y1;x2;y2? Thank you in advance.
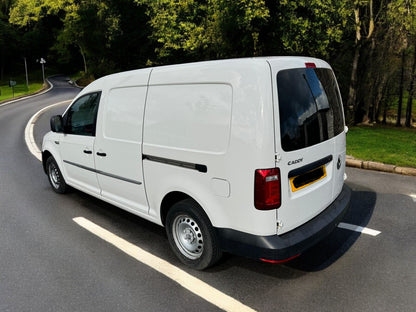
254;168;281;210
305;62;316;68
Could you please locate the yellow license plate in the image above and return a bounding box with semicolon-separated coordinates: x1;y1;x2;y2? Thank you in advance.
290;165;327;192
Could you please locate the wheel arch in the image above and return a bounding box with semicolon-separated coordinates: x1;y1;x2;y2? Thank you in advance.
42;150;53;173
160;191;208;227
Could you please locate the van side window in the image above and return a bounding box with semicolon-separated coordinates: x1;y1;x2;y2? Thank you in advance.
64;92;101;136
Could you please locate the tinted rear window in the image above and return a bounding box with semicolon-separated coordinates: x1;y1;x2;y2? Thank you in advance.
277;68;344;152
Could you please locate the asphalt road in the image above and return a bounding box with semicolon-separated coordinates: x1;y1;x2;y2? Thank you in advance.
1;76;416;311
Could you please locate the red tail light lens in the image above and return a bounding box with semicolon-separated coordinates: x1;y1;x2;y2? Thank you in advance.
260;254;301;264
305;62;316;68
254;168;281;210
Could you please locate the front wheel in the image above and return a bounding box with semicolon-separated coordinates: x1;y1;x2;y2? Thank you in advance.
46;156;69;194
166;199;222;270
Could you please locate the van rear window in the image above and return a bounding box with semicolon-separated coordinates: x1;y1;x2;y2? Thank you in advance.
277;68;344;152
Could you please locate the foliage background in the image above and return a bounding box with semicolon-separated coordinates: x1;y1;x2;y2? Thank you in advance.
1;0;415;127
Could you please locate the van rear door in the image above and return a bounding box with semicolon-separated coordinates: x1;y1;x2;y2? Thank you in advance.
268;58;346;235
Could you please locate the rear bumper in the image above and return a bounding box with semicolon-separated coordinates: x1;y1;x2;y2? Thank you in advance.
216;184;351;262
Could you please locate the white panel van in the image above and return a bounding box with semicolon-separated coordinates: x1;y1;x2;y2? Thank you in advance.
42;57;351;270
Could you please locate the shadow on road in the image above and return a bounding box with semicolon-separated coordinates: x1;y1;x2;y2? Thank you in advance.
286;182;377;272
210;182;377;277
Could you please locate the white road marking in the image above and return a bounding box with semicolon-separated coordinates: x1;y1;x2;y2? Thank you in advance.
24;100;71;161
409;194;416;202
338;222;381;236
73;217;257;312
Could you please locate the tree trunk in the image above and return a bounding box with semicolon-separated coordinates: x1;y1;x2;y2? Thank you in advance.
346;45;360;125
367;0;374;39
376;79;389;123
405;44;416;127
382;106;387;125
79;45;88;74
372;75;388;123
0;49;4;81
366;37;378;123
405;89;414;127
396;50;405;127
346;1;377;125
345;3;362;125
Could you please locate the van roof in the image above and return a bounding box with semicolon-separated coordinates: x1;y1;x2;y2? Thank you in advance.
79;56;331;96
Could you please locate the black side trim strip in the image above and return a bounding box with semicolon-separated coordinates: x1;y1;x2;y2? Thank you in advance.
97;170;142;185
143;154;207;173
63;160;142;185
64;160;95;173
288;155;333;178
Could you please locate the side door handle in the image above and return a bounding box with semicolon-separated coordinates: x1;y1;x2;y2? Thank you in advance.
96;152;107;157
83;150;92;154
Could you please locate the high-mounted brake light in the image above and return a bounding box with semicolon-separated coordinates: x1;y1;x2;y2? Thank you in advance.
254;168;281;210
305;62;316;68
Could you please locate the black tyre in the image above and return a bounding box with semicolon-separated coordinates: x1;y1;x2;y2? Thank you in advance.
46;156;69;194
166;199;222;270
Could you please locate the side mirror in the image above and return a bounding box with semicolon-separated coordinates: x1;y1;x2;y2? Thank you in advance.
50;115;64;133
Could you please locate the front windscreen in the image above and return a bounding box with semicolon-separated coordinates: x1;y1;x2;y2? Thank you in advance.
277;68;344;152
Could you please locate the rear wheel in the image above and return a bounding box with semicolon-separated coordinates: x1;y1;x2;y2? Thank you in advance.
46;156;69;194
166;199;222;270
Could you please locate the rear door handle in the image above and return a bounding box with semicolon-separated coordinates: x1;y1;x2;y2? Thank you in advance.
96;152;107;157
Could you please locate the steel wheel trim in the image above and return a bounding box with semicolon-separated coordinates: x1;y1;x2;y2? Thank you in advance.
48;162;60;189
172;214;204;260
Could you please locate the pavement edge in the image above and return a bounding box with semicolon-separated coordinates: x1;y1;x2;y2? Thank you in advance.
346;156;416;176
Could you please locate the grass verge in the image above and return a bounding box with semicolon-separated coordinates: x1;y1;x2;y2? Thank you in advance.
0;82;44;102
0;69;51;102
347;125;416;168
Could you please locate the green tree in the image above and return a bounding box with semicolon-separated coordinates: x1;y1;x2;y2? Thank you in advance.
9;0;151;77
344;0;375;125
137;0;269;63
210;0;270;57
9;0;68;26
0;0;19;80
339;0;406;126
56;0;121;75
393;0;416;127
9;0;73;73
261;0;349;58
57;0;151;76
387;0;412;126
